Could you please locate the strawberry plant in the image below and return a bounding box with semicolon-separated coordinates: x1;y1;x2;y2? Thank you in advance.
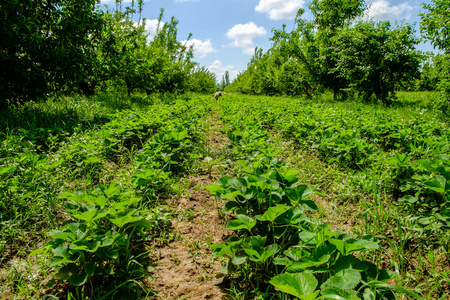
208;169;399;299
31;181;152;298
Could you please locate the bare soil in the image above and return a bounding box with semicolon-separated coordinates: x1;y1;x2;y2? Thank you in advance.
149;110;230;300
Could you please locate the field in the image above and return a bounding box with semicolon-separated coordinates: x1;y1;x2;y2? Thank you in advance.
0;92;449;299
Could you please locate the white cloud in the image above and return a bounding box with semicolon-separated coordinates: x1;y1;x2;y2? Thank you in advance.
367;0;413;21
208;60;239;82
255;0;305;20
182;39;216;58
226;22;267;55
143;19;163;40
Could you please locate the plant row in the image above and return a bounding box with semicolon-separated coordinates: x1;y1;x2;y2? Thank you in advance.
0;97;211;298
219;96;450;232
205;99;418;299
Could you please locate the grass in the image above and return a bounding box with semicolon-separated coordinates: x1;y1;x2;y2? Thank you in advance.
245;92;450;298
0;92;211;298
1;90;448;299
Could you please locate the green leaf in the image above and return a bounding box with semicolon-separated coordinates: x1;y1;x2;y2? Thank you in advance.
49;256;68;268
363;288;375;300
270;272;319;299
224;201;240;211
48;230;76;241
285;185;313;203
103;181;120;198
59;192;84;203
222;190;242;199
399;195;418;204
312;244;336;261
0;166;15;175
299;231;316;243
298;200;319;212
72;209;97;223
228;178;247;193
52;245;69;258
350;239;379;252
321;287;359;300
29;248;46;256
273;256;293;266
425;175;446;193
257;205;290;222
93;196;108;207
288;257;327;271
321;268;361;290
226;214;256;232
92;210;111;222
334;255;368;272
107;248;119;259
55;264;78;281
67;223;88;241
110;213;142;227
84;263;96;277
205;184;223;194
211;238;242;258
231;254;247;265
255;244;280;262
69;271;88;286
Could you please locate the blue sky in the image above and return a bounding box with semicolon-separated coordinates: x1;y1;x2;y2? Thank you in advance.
100;0;434;82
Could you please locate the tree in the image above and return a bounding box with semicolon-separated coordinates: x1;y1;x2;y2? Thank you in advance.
334;21;421;103
0;0;104;106
270;19;320;97
417;53;440;91
420;0;450;54
420;0;450;112
224;71;230;87
188;66;216;93
95;7;196;95
270;0;366;100
308;0;366;100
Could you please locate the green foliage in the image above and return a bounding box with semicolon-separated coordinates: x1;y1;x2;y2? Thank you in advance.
419;0;450;54
96;8;196;96
333;21;422;103
208;153;396;299
189;67;217;93
420;0;450;113
31;182;154;298
0;94;211;297
414;53;441;92
206;96;420;299
0;1;213;108
218;94;450;241
229;0;422;104
0;0;104;106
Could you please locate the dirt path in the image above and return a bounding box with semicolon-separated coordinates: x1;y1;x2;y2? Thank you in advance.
150;109;229;300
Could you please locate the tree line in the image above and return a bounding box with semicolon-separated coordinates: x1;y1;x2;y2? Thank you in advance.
226;0;449;109
0;0;217;108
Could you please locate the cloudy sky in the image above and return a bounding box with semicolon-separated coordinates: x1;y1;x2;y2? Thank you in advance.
100;0;434;82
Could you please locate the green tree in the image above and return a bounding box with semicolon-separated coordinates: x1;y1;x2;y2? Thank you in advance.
309;0;366;100
270;17;321;97
146;12;195;94
417;53;440;91
95;7;196;95
420;0;450;54
420;0;450;112
188;66;216;93
334;21;421;103
224;71;230;87
270;0;366;100
0;0;104;106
